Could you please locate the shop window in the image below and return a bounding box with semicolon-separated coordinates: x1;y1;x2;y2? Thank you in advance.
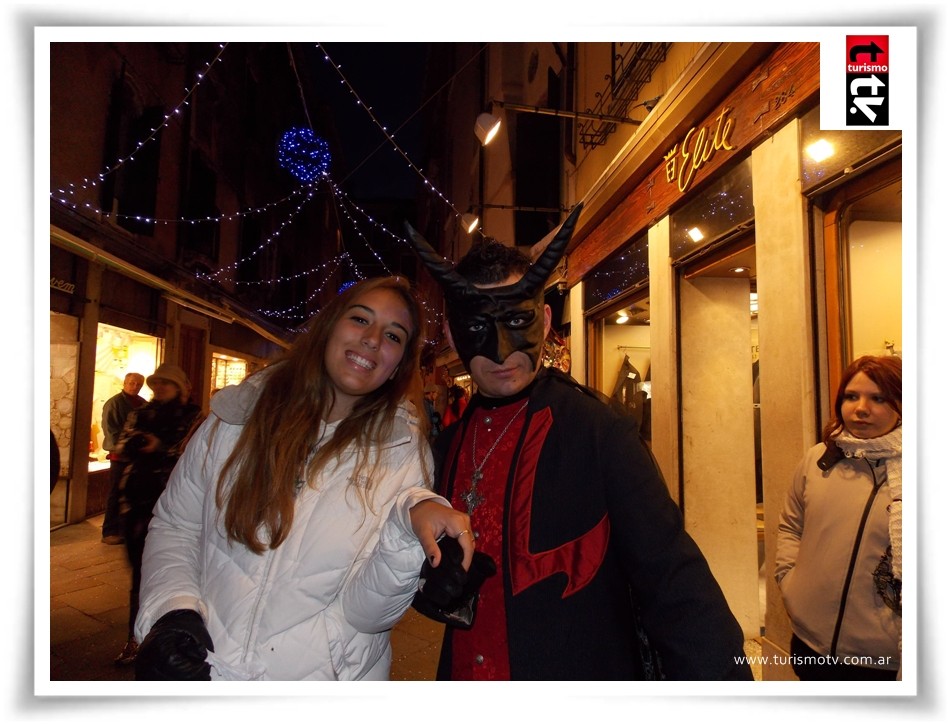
847;206;902;358
800;105;900;192
583;232;649;313
583;231;652;443
821;176;902;397
806;111;902;399
588;293;652;444
211;352;249;396
543;286;572;374
669;157;754;264
89;323;162;470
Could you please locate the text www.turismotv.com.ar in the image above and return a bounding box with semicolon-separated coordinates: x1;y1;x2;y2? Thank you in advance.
735;653;895;668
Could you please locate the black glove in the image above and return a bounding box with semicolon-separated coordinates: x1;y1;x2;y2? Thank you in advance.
417;534;467;607
412;535;496;629
134;609;215;680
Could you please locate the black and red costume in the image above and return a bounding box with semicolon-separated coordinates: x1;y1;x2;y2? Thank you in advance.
406;203;750;680
432;368;752;680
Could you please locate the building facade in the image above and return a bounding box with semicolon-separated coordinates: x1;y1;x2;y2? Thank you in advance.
419;40;903;681
48;42;350;526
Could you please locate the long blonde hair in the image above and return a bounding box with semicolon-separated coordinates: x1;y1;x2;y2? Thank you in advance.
216;276;429;553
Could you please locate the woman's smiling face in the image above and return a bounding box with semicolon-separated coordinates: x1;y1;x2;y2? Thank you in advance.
323;287;414;421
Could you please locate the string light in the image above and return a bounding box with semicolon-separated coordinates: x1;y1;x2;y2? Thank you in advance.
316;43;468;224
52;44;228;201
277;127;332;183
50;182;318;227
196;184;322;283
52;42;466;339
257;256;345;320
232;254;348;287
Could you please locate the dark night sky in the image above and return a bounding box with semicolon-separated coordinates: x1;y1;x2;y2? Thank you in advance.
306;42;430;202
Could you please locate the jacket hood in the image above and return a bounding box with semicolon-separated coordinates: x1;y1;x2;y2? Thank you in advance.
210;368;271;425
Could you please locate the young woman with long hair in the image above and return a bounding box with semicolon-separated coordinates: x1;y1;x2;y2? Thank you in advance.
132;276;473;681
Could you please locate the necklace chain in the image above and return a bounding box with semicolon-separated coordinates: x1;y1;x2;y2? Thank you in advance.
462;400;529;514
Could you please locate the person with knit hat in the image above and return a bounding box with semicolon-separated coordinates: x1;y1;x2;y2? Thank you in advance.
112;362;204;666
776;355;903;680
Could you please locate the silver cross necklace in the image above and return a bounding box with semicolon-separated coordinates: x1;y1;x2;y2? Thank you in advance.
462;399;530;515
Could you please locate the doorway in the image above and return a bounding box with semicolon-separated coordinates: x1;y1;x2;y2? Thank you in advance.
677;237;762;638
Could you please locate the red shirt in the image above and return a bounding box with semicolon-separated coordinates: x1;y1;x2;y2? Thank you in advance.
448;399;528;680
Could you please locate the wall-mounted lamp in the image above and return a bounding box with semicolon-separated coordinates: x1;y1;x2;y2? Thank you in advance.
806;139;835;162
475;96;661;147
474;112;502;146
460;213;480;234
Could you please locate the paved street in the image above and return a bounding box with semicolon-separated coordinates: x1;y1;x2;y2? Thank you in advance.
48;514;444;681
48;515;763;683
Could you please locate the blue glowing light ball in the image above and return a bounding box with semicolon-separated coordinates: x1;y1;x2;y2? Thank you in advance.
278;128;331;183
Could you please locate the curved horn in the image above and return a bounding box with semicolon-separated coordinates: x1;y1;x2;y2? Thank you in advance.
403;221;473;298
513;203;583;296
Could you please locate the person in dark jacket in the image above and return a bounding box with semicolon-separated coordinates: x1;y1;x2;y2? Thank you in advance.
99;372;146;544
112;363;204;666
405;204;751;680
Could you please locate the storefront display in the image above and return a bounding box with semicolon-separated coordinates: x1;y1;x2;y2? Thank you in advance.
211;352;249;395
88;323;160;469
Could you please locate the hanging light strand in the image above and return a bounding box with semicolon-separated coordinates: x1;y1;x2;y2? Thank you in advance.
339;43;488;187
51;42;453;336
323;177;443;330
316;43;468;223
52;43;229;202
50;181;318;227
257;255;346;320
195;182;321;283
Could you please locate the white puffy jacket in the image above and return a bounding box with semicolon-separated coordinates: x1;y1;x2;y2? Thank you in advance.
135;373;443;680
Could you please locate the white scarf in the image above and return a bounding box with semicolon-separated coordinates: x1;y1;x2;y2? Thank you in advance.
833;426;902;581
833;425;903;677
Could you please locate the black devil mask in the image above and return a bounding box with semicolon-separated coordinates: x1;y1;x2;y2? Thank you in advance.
405;204;583;368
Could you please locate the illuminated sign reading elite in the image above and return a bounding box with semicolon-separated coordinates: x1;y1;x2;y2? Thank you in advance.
664;107;736;193
846;35;889;126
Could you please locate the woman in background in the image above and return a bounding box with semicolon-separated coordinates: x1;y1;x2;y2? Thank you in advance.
776;355;902;680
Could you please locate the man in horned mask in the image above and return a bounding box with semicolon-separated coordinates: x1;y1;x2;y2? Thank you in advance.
406;205;752;680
